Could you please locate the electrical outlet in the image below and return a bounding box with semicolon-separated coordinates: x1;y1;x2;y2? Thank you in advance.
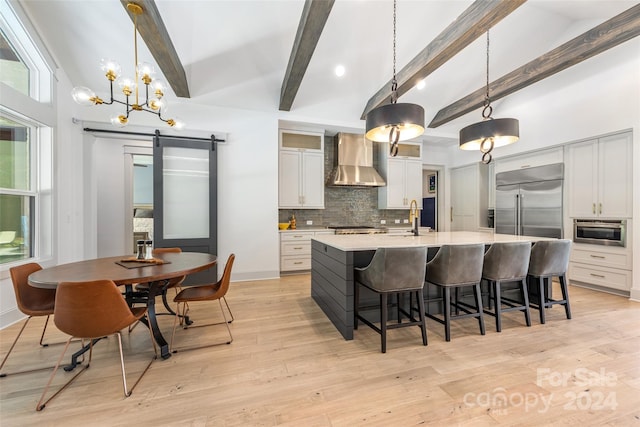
403;219;409;223
394;219;400;224
380;219;386;224
306;220;313;225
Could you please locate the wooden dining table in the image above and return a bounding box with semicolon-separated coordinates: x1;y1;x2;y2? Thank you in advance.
28;252;217;361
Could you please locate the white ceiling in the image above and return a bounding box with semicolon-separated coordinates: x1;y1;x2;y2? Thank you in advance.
20;0;639;145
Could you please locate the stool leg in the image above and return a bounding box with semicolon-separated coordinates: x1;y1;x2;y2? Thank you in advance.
559;274;572;319
474;283;486;335
443;287;451;342
381;293;388;353
454;287;460;315
354;281;359;330
397;293;402;324
417;289;428;346
538;277;546;324
494;281;502;333
521;278;531;327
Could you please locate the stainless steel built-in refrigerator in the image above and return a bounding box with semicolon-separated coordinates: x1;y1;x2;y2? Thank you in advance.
495;163;563;238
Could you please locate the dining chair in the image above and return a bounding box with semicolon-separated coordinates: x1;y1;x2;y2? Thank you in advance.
170;254;235;352
1;263;57;377
36;279;157;411
354;247;428;353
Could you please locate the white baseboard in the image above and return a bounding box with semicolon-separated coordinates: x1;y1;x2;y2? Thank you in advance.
231;270;280;282
630;288;640;302
0;308;26;330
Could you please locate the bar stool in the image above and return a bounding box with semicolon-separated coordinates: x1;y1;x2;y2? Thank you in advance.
482;242;532;332
354;247;428;353
424;244;485;342
527;239;572;324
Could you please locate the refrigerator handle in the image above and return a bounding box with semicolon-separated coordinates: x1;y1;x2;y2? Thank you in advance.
515;194;519;235
519;194;524;235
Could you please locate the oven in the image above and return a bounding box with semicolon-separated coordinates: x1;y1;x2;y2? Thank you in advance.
573;219;626;247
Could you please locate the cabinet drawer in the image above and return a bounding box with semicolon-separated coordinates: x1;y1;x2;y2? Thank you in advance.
281;241;311;256
569;263;631;291
571;248;630;269
281;256;311;271
280;232;314;241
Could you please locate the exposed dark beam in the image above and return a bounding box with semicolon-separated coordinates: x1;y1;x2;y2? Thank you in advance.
120;0;190;98
430;3;640;128
279;0;335;111
361;0;526;120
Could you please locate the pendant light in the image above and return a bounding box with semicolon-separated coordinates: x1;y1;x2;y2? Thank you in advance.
459;30;518;164
365;0;424;157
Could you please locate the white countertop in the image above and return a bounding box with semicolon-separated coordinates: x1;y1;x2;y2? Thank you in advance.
312;231;554;251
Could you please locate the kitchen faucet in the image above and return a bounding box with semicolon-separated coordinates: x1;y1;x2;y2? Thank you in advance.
409;199;420;236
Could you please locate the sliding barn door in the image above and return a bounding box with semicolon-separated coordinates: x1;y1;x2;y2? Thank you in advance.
153;134;217;283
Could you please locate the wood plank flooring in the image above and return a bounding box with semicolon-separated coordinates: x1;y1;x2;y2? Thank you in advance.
1;275;639;426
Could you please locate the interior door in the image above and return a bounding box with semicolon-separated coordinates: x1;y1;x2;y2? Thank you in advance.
153;134;217;284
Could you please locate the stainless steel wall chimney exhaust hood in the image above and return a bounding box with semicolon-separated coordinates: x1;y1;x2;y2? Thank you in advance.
328;133;386;187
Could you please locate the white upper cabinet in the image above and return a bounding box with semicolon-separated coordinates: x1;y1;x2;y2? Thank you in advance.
378;142;423;209
278;130;325;209
567;132;632;218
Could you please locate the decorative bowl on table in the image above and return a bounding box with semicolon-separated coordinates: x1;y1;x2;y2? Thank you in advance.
278;223;290;230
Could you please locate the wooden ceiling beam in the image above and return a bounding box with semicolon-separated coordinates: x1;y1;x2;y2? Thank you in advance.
360;0;526;120
429;3;640;128
120;0;190;98
279;0;335;111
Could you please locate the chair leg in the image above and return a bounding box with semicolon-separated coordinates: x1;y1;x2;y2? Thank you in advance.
474;283;486;336
559;275;572;319
417;289;428;346
1;316;58;378
538;277;546;324
354;281;360;330
36;336;91;411
380;293;388;353
443;287;451;342
494;281;503;332
521;279;532;327
222;296;234;323
116;331;155;397
171;299;233;353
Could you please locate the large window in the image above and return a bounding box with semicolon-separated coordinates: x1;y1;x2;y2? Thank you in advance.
0;113;35;264
0;0;54;266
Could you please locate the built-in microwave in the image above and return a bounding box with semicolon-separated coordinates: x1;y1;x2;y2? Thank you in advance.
573;219;626;247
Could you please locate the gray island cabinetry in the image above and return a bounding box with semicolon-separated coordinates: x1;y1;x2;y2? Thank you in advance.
310;232;552;340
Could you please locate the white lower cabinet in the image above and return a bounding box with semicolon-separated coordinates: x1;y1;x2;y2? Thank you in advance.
280;230;334;273
568;245;632;293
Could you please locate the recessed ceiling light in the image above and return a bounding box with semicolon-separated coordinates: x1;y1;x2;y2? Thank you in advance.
335;65;346;77
416;79;426;90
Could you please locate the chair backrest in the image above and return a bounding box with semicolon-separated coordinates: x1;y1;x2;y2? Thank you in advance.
54;280;142;339
482;242;532;281
356;247;427;292
9;262;56;316
152;247;182;255
215;254;235;297
528;239;571;277
426;244;484;286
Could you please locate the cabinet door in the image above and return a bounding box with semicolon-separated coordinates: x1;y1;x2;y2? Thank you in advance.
598;133;632;218
385;159;408;208
567;140;598;218
301;152;324;208
404;160;423;205
278;151;301;208
450;165;476;231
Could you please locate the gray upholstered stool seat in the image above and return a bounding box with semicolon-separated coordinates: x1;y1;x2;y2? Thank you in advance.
424;244;485;342
527;239;572;324
354;247;428;353
482;242;532;332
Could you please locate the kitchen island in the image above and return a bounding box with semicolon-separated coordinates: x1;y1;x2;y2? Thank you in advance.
311;231;553;340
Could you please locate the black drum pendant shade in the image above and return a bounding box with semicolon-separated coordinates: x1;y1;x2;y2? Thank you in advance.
365;103;425;143
459;117;519;151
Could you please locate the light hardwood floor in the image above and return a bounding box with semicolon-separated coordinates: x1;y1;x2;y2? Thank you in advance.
1;275;639;426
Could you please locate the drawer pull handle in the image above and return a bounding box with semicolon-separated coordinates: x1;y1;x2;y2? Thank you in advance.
590;255;606;259
293;247;303;250
590;273;606;278
294;262;303;265
293;235;304;238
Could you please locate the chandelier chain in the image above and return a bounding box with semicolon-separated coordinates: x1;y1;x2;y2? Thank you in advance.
485;29;490;103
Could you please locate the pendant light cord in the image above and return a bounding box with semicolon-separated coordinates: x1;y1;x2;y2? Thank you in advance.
390;0;398;104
